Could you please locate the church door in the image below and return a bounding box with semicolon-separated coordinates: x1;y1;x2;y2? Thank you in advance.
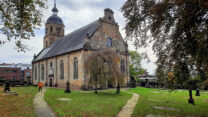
49;79;53;87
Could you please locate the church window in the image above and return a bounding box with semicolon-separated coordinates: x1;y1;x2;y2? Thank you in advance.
41;64;44;80
120;59;125;73
46;28;48;34
35;65;37;80
50;26;53;32
50;62;53;67
60;60;64;79
108;16;112;20
73;57;78;79
107;37;112;47
57;27;61;35
46;41;48;47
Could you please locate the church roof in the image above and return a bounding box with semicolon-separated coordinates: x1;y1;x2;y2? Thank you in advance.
33;20;100;62
46;14;64;26
46;2;64;26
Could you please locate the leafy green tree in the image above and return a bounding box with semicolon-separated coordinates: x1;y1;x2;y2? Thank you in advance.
85;50;124;93
122;0;208;104
129;51;145;79
173;60;190;88
121;0;208;81
155;64;167;87
0;0;47;51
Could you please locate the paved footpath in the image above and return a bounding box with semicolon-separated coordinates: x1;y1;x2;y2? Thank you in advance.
117;92;139;117
33;88;57;117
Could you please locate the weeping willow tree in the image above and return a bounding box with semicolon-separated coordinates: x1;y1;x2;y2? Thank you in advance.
85;50;124;93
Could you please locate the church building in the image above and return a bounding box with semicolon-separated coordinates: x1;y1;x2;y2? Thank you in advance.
32;3;130;90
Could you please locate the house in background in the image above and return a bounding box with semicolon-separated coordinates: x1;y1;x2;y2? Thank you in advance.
0;63;32;82
138;71;157;87
0;67;21;81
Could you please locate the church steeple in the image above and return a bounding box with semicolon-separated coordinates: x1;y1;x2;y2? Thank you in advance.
44;0;65;48
52;0;58;15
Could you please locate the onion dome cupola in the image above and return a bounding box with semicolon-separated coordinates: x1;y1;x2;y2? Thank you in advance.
44;0;65;48
46;3;64;26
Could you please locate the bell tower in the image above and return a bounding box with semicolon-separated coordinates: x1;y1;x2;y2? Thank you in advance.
44;0;65;48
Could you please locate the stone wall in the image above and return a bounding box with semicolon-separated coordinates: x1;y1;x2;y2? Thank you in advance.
82;19;130;88
32;50;85;89
32;10;130;89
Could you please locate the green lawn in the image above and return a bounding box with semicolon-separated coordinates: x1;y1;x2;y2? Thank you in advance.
129;87;208;117
0;86;38;117
44;88;132;117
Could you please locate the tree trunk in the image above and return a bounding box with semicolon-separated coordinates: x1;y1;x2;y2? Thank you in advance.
95;80;98;94
197;63;206;81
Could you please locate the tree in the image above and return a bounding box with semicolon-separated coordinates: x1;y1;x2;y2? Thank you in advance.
173;60;190;88
155;64;167;87
129;51;145;79
121;0;208;104
85;50;125;94
0;0;47;51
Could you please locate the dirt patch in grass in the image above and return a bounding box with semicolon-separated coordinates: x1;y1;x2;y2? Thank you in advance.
152;106;181;112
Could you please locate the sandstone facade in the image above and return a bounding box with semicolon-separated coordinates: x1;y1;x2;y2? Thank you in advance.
32;5;129;90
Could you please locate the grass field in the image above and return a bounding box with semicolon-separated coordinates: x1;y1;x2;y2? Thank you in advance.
129;87;208;117
44;88;132;117
0;86;38;117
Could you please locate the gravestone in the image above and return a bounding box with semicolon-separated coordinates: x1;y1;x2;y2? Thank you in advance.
65;82;71;93
188;89;195;105
4;81;10;92
116;83;120;94
195;89;200;96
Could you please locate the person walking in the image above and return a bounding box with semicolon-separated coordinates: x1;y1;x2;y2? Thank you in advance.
38;82;43;92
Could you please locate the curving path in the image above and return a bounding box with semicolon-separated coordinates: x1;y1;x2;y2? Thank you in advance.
117;92;139;117
33;87;56;117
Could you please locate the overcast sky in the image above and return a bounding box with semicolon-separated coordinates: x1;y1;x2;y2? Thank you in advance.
0;0;157;75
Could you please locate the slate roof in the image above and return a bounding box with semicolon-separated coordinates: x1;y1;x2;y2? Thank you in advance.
46;14;64;26
33;20;100;62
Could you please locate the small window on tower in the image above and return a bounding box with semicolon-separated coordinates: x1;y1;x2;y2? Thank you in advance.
50;26;53;32
46;41;48;47
108;16;111;20
46;28;48;34
57;27;61;35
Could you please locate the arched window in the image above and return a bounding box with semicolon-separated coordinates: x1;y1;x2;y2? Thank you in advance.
107;37;112;47
50;62;53;67
60;60;64;79
57;27;61;35
50;26;53;32
120;59;125;73
73;57;78;79
35;65;37;80
41;64;44;80
46;41;48;47
46;28;48;34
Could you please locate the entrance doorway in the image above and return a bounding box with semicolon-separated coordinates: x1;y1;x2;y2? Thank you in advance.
49;79;53;87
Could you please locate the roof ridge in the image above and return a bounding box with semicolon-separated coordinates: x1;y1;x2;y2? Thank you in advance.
65;19;99;37
33;19;101;62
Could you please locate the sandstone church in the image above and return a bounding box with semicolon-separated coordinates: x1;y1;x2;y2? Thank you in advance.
32;2;130;90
